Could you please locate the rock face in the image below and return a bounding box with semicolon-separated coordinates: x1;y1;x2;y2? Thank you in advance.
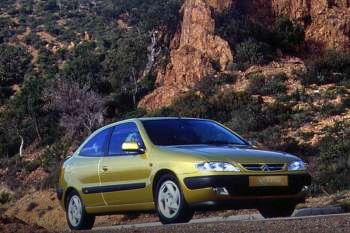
254;0;350;50
140;0;350;111
139;0;233;111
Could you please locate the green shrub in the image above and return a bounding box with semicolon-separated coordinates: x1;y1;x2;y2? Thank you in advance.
247;74;266;94
272;17;305;53
289;87;311;105
0;44;32;100
39;141;68;189
247;73;287;95
215;10;273;49
41;141;68;173
315;120;350;192
24;159;41;173
302;51;350;85
249;125;316;157
0;187;14;204
226;104;266;133
235;39;273;69
319;103;343;117
152;89;291;134
195;74;236;96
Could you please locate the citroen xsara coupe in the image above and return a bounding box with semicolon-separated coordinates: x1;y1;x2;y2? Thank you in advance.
57;118;311;230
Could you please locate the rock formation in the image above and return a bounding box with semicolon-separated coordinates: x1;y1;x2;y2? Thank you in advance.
250;0;350;50
139;0;233;111
140;0;350;111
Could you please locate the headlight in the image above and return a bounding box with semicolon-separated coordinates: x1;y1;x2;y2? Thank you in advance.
288;161;305;171
196;162;240;172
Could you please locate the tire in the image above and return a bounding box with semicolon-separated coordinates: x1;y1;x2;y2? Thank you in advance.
155;174;194;224
258;201;296;218
65;190;95;230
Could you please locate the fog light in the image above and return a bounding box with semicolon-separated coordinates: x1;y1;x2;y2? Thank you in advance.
302;186;309;192
213;187;229;195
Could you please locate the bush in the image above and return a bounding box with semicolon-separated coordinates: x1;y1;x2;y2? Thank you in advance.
272;17;305;53
302;51;350;85
247;73;287;95
226;104;266;133
315;120;350;192
0;187;14;204
195;74;236;96
215;10;272;49
41;141;68;172
0;44;32;100
248;125;316;157
152;88;291;135
235;39;273;69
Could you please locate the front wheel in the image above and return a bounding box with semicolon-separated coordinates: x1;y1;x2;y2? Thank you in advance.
258;201;296;218
66;191;95;230
155;174;194;224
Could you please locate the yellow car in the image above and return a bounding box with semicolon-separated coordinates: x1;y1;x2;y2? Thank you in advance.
57;117;311;230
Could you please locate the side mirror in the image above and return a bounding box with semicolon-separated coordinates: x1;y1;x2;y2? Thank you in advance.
121;142;145;154
249;139;258;148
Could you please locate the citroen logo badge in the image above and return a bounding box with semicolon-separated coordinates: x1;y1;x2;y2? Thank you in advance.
261;164;270;171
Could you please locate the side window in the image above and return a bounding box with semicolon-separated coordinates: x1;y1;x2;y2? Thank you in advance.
108;122;144;156
80;128;112;157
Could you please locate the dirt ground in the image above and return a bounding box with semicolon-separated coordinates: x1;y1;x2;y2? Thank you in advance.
0;216;49;233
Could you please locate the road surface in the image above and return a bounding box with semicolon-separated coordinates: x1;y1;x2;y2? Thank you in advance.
81;208;350;233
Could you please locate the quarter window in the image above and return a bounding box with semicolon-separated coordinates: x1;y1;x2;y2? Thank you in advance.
80;128;112;157
108;123;144;156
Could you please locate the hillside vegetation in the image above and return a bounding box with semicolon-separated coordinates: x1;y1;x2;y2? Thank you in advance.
0;0;349;209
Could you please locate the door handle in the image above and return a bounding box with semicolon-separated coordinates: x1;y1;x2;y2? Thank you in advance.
102;166;108;172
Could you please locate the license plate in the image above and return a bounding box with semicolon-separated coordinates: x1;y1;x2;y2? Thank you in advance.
249;176;288;187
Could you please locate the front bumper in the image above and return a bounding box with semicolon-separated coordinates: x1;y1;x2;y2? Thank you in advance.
182;173;311;210
184;174;311;196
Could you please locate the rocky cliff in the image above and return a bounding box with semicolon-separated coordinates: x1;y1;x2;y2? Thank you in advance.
271;0;350;50
139;0;350;111
139;0;233;111
234;0;350;50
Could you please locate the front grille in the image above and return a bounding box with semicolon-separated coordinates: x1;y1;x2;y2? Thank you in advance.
242;164;285;172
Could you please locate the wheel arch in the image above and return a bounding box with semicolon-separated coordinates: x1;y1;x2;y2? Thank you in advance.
64;187;79;209
152;169;179;198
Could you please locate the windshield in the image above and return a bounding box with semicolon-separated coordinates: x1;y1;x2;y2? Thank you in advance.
141;119;249;146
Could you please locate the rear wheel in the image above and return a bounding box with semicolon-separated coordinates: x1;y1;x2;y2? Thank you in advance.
155;174;194;224
66;190;95;230
258;201;296;218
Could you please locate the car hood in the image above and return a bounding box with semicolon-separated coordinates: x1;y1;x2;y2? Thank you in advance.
161;145;300;164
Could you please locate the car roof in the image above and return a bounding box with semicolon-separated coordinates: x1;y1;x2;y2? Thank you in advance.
101;117;209;129
137;117;207;121
76;117;218;155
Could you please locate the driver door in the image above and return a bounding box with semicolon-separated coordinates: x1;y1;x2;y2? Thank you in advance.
100;122;152;206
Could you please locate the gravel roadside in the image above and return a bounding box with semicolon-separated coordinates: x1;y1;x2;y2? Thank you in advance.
86;215;350;233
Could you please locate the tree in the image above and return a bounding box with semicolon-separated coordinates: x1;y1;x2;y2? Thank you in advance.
61;42;107;92
1;76;46;158
44;79;105;141
105;0;181;32
0;18;15;43
0;44;32;101
104;31;148;107
45;0;59;12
